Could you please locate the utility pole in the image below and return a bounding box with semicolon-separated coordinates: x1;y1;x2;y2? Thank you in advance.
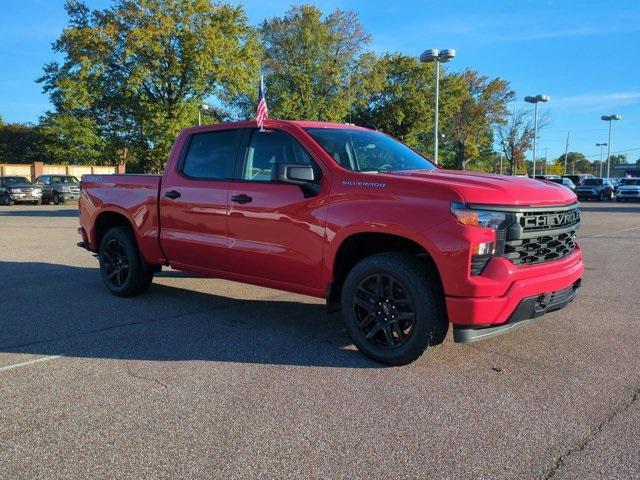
563;131;570;174
544;147;549;175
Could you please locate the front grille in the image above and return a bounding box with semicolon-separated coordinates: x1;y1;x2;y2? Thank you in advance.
519;207;580;233
504;230;577;265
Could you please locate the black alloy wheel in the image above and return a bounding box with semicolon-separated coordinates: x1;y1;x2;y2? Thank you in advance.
98;226;154;297
352;273;417;349
341;252;448;366
102;238;130;288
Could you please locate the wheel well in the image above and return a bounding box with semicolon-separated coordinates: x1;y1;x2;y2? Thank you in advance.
94;211;133;248
329;233;442;306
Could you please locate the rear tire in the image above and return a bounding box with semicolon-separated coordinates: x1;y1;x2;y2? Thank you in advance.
1;193;13;206
340;252;448;366
98;226;153;297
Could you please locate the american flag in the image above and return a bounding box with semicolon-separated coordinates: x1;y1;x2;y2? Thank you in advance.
256;75;268;130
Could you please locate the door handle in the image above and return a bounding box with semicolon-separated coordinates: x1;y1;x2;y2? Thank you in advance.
164;190;181;199
231;194;252;204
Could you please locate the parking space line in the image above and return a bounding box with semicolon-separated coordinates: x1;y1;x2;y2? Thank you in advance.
0;355;62;373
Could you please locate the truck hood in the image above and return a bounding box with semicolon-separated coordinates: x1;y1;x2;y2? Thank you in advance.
387;169;576;207
7;183;37;189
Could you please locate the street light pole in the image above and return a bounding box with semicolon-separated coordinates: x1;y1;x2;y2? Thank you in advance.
525;94;550;177
199;103;210;126
601;115;621;179
420;48;456;165
596;142;607;177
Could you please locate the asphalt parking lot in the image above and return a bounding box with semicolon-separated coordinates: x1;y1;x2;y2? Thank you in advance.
1;202;639;479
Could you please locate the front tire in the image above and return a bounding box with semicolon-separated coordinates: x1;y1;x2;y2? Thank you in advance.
98;227;153;297
53;192;63;205
340;252;448;366
1;193;13;206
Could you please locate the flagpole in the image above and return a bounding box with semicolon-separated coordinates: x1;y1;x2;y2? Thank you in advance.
259;74;265;132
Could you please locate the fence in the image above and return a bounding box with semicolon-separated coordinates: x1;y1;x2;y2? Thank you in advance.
0;162;125;182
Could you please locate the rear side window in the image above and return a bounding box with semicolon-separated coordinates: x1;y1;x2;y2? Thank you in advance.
182;129;242;179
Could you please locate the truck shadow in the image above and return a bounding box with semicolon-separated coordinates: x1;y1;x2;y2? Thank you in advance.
0;207;79;218
0;261;381;369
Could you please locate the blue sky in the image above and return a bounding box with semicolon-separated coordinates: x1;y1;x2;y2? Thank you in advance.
1;0;639;162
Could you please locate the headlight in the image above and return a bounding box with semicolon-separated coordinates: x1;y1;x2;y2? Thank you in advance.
450;202;506;229
32;189;42;194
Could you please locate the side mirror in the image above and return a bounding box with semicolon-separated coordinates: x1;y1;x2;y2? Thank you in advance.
279;164;316;184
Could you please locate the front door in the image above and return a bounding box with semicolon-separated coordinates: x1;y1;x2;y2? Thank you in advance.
159;128;243;272
226;128;329;289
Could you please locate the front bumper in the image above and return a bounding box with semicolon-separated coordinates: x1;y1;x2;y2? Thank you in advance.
446;248;583;331
9;193;42;201
453;280;581;342
61;192;80;201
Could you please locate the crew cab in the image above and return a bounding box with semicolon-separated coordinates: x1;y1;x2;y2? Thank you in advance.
78;120;584;365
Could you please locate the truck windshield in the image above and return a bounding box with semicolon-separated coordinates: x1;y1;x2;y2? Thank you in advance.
582;179;603;185
3;177;31;185
52;176;79;183
622;178;640;186
305;128;436;173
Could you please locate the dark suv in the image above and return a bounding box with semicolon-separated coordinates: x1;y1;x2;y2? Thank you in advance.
575;178;614;201
36;175;81;204
0;176;43;205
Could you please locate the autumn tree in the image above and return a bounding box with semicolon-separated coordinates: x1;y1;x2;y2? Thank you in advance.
257;5;374;122
443;70;514;170
39;0;259;171
496;109;535;175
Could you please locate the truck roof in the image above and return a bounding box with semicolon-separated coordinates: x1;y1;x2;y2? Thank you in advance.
180;119;372;135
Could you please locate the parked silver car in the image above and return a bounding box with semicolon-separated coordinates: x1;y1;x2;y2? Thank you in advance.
616;178;640;202
36;175;81;204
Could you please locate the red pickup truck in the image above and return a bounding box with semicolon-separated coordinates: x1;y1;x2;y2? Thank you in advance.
78;120;583;365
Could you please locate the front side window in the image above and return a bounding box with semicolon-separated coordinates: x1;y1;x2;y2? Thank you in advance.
306;128;436;173
241;129;313;182
182;129;242;179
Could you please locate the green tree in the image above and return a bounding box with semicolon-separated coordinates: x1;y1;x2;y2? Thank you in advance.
557;152;592;175
257;5;373;122
0;122;43;164
38;113;105;165
444;70;514;170
353;54;435;149
39;0;259;172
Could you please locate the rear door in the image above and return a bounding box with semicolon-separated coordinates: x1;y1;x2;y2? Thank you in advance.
225;128;329;289
159;128;244;272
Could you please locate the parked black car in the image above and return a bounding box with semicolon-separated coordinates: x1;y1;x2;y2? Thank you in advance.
0;176;43;205
547;177;576;190
574;178;614;201
562;174;594;186
36;175;81;204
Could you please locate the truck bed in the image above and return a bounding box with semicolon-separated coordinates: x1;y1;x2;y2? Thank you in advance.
79;174;165;264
